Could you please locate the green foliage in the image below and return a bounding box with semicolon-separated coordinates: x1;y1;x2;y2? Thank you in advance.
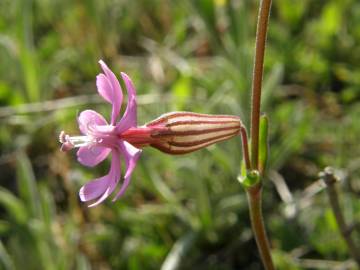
0;0;360;269
259;114;269;175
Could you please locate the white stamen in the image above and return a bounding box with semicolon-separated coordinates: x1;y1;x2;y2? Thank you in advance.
67;135;93;148
59;130;96;152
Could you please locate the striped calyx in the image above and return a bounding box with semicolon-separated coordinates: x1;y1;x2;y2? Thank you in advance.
145;112;242;155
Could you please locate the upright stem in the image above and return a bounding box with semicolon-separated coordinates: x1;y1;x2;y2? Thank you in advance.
247;184;275;270
250;0;272;169
247;0;274;269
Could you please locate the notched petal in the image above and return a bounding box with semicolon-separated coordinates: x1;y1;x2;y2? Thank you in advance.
78;110;108;134
113;142;142;201
98;60;123;125
77;146;111;167
96;74;113;103
115;72;138;132
88;151;121;207
79;175;110;202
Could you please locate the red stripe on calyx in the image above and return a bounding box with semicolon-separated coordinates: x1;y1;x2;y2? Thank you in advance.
146;111;240;127
168;130;240;147
151;132;238;155
145;111;242;155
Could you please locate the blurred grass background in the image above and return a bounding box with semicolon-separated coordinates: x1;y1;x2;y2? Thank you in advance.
1;0;360;269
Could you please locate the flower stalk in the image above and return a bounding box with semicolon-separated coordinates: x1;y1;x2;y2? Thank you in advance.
240;126;251;171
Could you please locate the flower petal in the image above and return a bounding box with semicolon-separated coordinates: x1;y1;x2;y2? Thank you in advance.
96;73;113;103
78;110;108;135
77;146;111;167
88;151;121;207
79;174;110;202
99;60;123;125
113;141;142;201
115;72;137;133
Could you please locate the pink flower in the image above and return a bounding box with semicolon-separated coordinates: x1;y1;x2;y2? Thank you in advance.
60;60;141;207
60;60;242;207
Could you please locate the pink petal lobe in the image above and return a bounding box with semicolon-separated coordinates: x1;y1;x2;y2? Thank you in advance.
98;60;123;125
88;151;121;207
79;174;110;202
115;72;137;133
78;110;108;134
96;74;113;103
113;141;142;201
77;146;111;167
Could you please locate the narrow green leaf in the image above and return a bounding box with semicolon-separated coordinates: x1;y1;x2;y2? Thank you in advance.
259;114;269;175
0;241;15;270
160;231;197;270
0;188;27;224
76;254;91;270
16;0;40;102
16;151;41;219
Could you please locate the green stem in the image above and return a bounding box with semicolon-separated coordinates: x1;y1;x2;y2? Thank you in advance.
247;184;275;270
250;0;272;169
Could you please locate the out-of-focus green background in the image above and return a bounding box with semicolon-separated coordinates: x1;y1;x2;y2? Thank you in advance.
1;0;360;269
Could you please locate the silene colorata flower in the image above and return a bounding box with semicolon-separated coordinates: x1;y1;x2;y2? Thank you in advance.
60;60;242;207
